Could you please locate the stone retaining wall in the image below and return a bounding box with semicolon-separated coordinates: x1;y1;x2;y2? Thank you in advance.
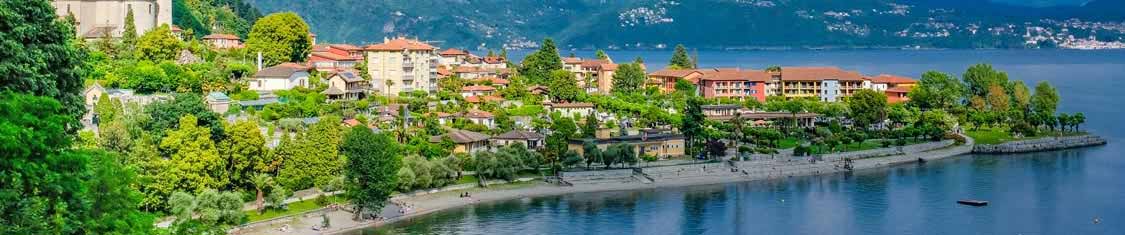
973;135;1107;154
821;140;955;161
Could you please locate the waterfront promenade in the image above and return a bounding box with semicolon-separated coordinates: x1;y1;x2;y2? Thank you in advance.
237;135;981;235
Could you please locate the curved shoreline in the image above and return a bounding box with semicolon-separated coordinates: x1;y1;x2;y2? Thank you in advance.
238;134;1110;235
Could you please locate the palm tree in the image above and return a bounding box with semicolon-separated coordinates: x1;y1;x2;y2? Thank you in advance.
251;174;273;214
1074;112;1086;132
384;79;395;97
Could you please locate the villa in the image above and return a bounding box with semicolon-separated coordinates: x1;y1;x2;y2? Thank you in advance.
249;63;311;91
568;132;686;159
430;129;491;154
202;33;243;49
492;130;545;150
562;57;618;94
322;70;370;101
461;85;496;98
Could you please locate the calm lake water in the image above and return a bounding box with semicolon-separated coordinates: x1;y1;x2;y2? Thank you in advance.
359;50;1125;234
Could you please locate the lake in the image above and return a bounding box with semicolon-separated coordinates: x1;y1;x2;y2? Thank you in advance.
360;50;1125;234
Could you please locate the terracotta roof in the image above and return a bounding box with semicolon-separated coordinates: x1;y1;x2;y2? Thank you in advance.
365;37;436;51
312;44;331;52
698;68;770;82
439;48;470;56
550;102;594;108
562;57;583;64
474;77;509;85
435;112;458;118
483;56;505;64
465;110;493;118
580;59;613;69
461;85;496;92
255;63;309;78
171;25;182;32
780;67;865;81
885;86;913;93
493;130;544;140
430;129;490;144
310;51;358;61
464;95;504;103
203;33;240;40
329;44;362;51
649;69;703;78
437;66;452;76
869;74;916;84
342;119;361;127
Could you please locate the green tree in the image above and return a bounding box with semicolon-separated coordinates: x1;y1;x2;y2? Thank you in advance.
249;174;272;214
166;190;244;234
342;126;402;220
548;69;580;102
681;97;706;156
0;92;153;234
848;89;888;129
158;115;225;193
218;119;267;189
519;38;563;84
0;1;87;123
669;44;694;69
612;63;646;94
582;140;602;168
245;12;312;66
143;93;224;139
278;115;345;190
122;7;138;46
1011;80;1032;114
135;25;183;61
98;117;134;155
595;49;609;60
908;71;964;110
1031;81;1060;119
545;116;577;170
962;64;1009;101
582;115;599;138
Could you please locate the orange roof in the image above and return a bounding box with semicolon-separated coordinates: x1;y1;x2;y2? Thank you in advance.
550;102;594;108
465;110;493;118
439;48;470;56
464;95;504;103
310;51;357;61
312;44;331;52
649;69;703;78
698;68;770;82
329;44;362;51
365;37;436;51
780;67;866;81
562;57;583;64
437;66;452;76
342;119;361;127
483;56;505;64
202;33;240;40
475;77;509;85
461;85;496;92
869;74;916;84
885;86;913;93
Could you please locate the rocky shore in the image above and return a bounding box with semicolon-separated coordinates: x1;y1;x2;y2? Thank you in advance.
973;134;1107;154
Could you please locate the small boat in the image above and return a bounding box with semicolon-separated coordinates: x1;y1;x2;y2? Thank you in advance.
957;200;989;206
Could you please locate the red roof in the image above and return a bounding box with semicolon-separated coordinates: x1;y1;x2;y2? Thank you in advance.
202;33;240;40
550;102;594;108
439;48;470;56
461;85;496;92
465;110;493;118
562;57;583;64
483;56;505;64
475;77;509;85
437;66;452;76
310;51;357;61
779;67;866;81
365;37;436;51
649;69;703;78
329;44;362;51
885;86;913;93
869;74;916;84
465;95;504;103
342;119;361;127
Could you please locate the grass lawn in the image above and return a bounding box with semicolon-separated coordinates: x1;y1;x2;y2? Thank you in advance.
778;138;800;149
455;175;479;185
245;195;345;223
966;127;1087;145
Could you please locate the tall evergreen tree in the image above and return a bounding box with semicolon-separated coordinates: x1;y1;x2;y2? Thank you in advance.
519;38;563;84
123;7;138;45
0;0;87;124
595;49;609;60
611;63;646;94
669;44;694;69
681;97;706;157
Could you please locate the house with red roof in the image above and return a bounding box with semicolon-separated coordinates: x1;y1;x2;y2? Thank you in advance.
202;33;243;49
461;85;497;98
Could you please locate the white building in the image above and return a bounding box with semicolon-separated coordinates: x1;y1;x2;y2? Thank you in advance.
52;0;173;39
249;63;311;92
364;37;439;96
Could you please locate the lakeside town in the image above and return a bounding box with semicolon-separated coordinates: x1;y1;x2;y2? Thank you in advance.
0;1;1111;235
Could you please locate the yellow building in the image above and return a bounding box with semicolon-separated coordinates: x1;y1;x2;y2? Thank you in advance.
568;133;686;159
365;37;438;96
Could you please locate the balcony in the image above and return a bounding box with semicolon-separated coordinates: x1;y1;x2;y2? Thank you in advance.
402;74;415;81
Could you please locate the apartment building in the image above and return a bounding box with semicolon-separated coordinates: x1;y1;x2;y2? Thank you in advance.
777;67;870;102
696;68;769;102
202;34;243;49
562;57;617;94
364;37;439;95
647;69;704;94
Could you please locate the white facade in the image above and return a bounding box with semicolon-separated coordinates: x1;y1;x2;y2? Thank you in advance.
366;50;438;95
249;72;309;91
52;0;172;38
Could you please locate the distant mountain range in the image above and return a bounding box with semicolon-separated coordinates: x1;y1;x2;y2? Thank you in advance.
245;0;1125;50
